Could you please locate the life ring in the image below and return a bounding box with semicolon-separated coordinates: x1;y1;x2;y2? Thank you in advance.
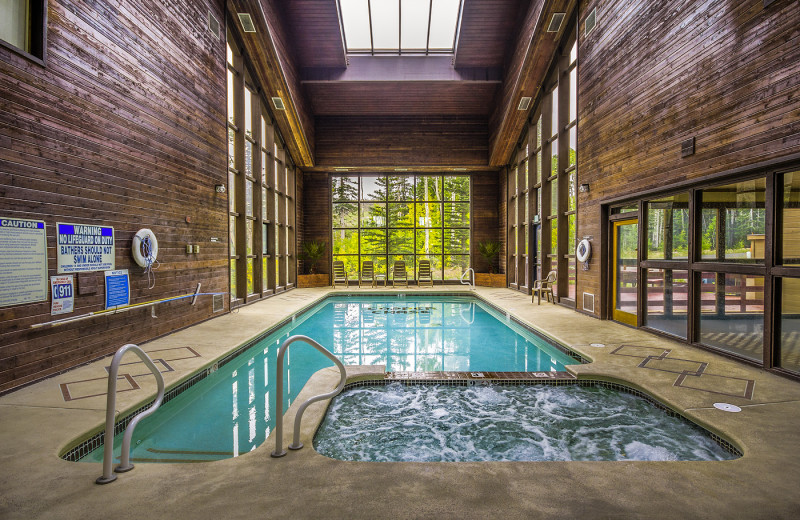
132;228;158;268
576;238;592;263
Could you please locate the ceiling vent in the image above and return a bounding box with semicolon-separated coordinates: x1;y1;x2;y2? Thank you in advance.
547;12;566;33
517;97;532;111
585;8;597;36
238;13;256;33
207;11;220;39
272;97;285;110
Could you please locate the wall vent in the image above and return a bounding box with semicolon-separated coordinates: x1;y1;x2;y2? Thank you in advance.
547;13;566;33
517;96;532;111
213;294;224;313
583;292;595;313
238;13;256;33
681;137;695;157
272;97;286;110
585;8;597;36
207;11;220;39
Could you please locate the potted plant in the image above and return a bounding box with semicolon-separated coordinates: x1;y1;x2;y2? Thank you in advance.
297;240;329;288
475;240;506;287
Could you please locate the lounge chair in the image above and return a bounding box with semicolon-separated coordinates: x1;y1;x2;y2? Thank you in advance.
360;260;376;288
417;259;433;287
391;260;408;288
332;260;348;288
532;270;557;304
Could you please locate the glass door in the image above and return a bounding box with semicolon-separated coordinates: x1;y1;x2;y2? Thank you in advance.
613;219;638;326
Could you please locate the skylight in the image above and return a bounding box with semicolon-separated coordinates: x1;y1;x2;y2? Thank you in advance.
338;0;464;55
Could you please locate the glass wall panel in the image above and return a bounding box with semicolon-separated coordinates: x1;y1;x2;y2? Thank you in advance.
415;203;442;228
782;172;800;266
333;229;358;255
361;176;386;201
443;176;470;201
645;269;689;339
443;203;470;227
333;255;359;278
647;193;689;260
780;278;800;373
332;176;359;201
388;229;414;254
415;176;442;201
700;179;766;263
415;229;442;254
699;272;764;361
360;203;386;227
332;203;358;228
361;229;387;254
388;175;414;200
444;255;469;280
388;203;413;227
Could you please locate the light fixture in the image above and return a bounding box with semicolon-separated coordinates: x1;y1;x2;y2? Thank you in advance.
334;167;351;172
394;168;408;172
214;184;226;193
453;168;467;171
579;184;590;193
517;97;532;111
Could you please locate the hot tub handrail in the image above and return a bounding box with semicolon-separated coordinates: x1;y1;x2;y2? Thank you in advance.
460;267;475;290
96;344;165;485
271;335;347;458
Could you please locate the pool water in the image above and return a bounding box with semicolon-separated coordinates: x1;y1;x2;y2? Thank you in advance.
81;295;577;463
314;383;737;462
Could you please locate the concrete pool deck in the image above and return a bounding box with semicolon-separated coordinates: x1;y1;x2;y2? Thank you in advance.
1;286;799;519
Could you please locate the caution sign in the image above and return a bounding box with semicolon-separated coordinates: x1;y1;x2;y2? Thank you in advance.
0;217;48;308
50;275;74;315
56;223;115;273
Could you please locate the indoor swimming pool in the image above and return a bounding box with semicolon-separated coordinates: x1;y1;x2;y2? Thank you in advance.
78;294;578;463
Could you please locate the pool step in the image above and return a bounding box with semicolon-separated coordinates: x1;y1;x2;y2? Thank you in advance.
385;371;576;382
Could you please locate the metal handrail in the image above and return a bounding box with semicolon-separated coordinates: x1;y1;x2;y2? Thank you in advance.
460;267;475;290
271;335;347;457
96;344;165;485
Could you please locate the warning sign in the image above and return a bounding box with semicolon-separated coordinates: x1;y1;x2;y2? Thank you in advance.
50;275;74;315
0;217;48;308
56;223;115;273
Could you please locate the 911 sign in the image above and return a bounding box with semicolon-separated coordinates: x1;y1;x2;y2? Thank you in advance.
50;275;74;315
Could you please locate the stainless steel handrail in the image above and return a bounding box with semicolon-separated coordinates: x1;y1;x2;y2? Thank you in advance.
96;344;165;484
271;335;347;458
460;267;475;290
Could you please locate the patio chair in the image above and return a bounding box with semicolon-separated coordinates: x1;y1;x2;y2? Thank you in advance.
391;260;408;288
360;260;376;288
417;259;433;287
532;270;557;304
332;260;348;288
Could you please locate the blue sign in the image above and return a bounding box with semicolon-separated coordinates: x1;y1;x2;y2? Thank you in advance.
57;222;115;273
104;269;130;309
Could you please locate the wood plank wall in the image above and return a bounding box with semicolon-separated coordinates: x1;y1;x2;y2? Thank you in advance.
0;0;228;392
300;172;331;275
576;0;800;316
314;116;489;167
471;171;501;273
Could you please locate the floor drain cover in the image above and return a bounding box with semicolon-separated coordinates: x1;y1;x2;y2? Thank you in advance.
589;343;606;348
713;402;742;412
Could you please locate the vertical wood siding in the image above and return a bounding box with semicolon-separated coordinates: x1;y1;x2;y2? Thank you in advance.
0;0;228;392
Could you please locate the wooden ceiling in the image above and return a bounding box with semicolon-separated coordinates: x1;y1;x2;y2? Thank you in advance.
243;0;573;169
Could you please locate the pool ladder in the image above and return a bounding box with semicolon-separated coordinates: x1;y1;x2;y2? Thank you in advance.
460;268;475;290
271;335;347;457
96;344;165;484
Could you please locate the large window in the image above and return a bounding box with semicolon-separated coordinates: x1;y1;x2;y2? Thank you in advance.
337;0;463;54
332;174;470;282
624;167;800;380
0;0;46;62
227;36;296;304
507;31;577;302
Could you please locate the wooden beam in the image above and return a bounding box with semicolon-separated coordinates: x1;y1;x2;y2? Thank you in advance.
488;0;576;167
227;0;315;168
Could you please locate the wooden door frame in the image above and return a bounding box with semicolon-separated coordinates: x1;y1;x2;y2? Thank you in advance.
612;218;639;326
